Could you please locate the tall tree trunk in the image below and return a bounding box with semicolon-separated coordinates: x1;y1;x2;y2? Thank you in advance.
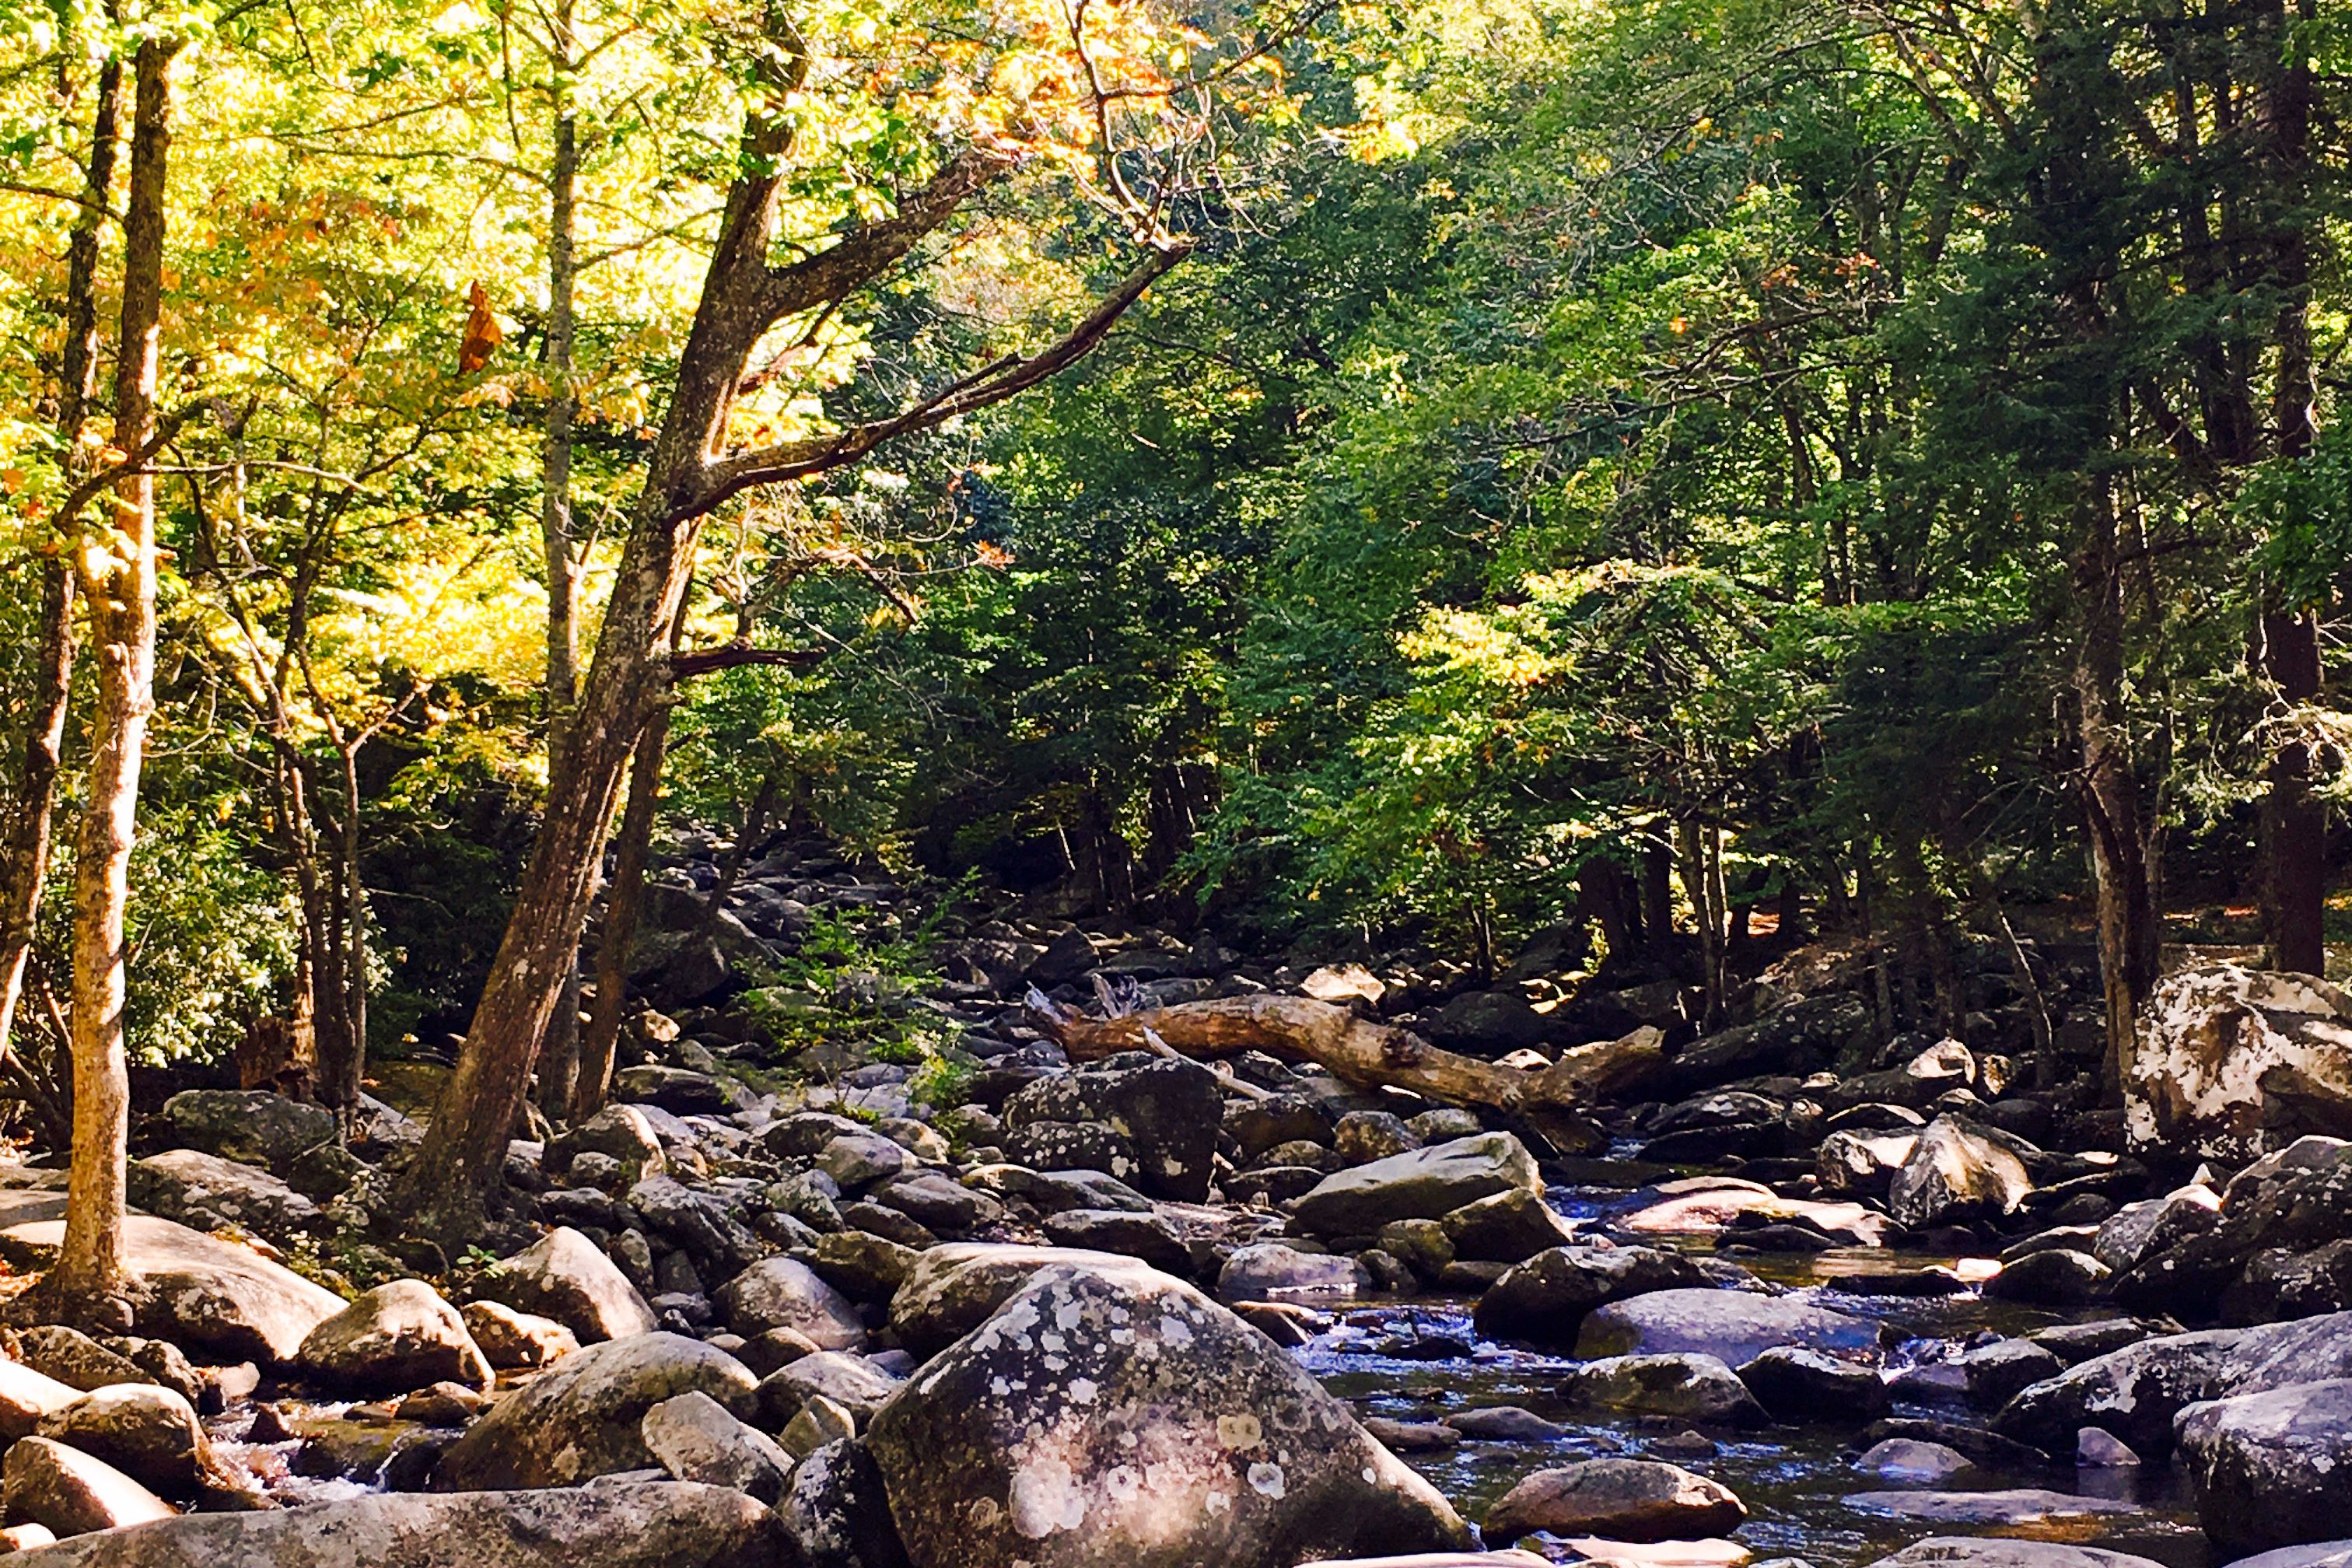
58;38;173;1307
574;698;673;1122
313;744;367;1122
2074;474;2162;1103
2258;0;2326;976
700;768;779;934
0;57;123;1065
534;2;587;1123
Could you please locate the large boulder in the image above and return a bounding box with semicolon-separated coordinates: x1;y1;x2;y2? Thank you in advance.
1482;1458;1745;1543
1473;1246;1732;1348
778;1438;910;1568
1575;1288;1877;1367
1997;1311;2352;1457
1557;1354;1766;1426
432;1332;759;1490
1290;1134;1541;1237
154;1090;336;1174
1888;1117;2032;1230
1001;1055;1224;1202
864;1261;1472;1568
0;1360;86;1440
473;1226;656;1343
0;1481;782;1567
639;1390;794;1504
127;1151;318;1248
2;1436;174;1538
298;1278;494;1395
2130;964;2352;1160
1857;1543;2166;1568
2176;1378;2352;1556
0;1193;341;1366
887;1243;1158;1360
33;1385;208;1496
716;1257;866;1350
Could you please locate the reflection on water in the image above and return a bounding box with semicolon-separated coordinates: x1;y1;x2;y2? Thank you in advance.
1297;1267;2211;1568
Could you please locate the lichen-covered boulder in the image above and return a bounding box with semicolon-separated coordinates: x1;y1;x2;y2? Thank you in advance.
887;1243;1158;1360
2176;1378;2352;1556
432;1332;758;1490
1001;1056;1224;1203
866;1261;1472;1568
2130;964;2352;1160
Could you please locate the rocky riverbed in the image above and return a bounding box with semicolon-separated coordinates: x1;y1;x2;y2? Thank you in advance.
0;836;2348;1568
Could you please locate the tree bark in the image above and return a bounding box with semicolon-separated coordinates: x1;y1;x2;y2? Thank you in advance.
573;698;673;1122
0;56;123;1066
57;38;174;1307
534;0;587;1122
2074;474;2162;1102
392;39;1187;1239
1026;989;1654;1151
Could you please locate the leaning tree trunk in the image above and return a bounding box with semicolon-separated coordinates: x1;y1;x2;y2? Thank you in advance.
0;56;122;1064
57;38;173;1308
573;700;673;1123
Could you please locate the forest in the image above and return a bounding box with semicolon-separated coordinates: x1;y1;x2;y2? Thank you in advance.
0;0;2345;1563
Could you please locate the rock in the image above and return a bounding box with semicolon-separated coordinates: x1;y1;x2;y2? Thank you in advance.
2;1436;174;1537
432;1332;759;1490
1445;1406;1570;1440
1559;1355;1767;1426
460;1300;579;1369
128;1151;318;1247
2078;1428;2140;1466
614;1065;740;1115
33;1384;208;1496
1996;1311;2352;1458
1853;1439;1972;1482
1474;1246;1729;1348
1839;1489;2140;1525
0;1359;86;1441
474;1226;656;1343
1041;1209;1192;1275
1483;1459;1746;1543
1028;928;1099;985
1296;1556;1552;1568
1986;1249;2112;1304
809;1229;920;1301
1290;1134;1542;1237
761;1350;903;1427
1575;1289;1877;1367
887;1242;1160;1360
868;1171;1003;1237
0;1480;783;1566
299;1279;493;1395
2177;1378;2352;1556
2130;964;2352;1160
6;1327;149;1396
2221;1549;2352;1568
865;1261;1472;1568
1362;1417;1459;1452
820;1132;912;1191
547;1104;670;1182
1225;1097;1340;1162
1428;989;1559;1056
1737;1347;1889;1422
963;1164;1154;1215
1002;1056;1224;1202
628;1177;765;1276
1960;1339;2064;1411
1816;1131;1920;1199
1301;964;1386;1006
1441;1190;1575;1264
1856;1542;2166;1568
2031;1319;2151;1364
779;1439;909;1568
0;1526;55;1551
2095;1184;2221;1273
782;1395;859;1458
1218;1244;1367;1305
715;1257;865;1349
639;1389;793;1503
1335;1112;1420;1165
155;1090;336;1174
396;1382;485;1425
1888;1118;2032;1230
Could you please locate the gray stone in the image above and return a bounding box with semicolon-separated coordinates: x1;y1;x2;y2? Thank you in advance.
1474;1245;1729;1348
0;1480;782;1566
716;1256;865;1349
298;1278;493;1395
2130;964;2352;1160
1290;1134;1542;1237
865;1261;1471;1568
155;1090;335;1174
1218;1243;1367;1305
639;1389;793;1503
1888;1117;2032;1229
778;1438;908;1568
1482;1458;1746;1543
460;1300;579;1369
1856;1542;2165;1568
2;1436;173;1538
1737;1346;1889;1422
761;1350;903;1427
128;1151;318;1247
1440;1190;1575;1264
1575;1289;1877;1367
1559;1353;1767;1426
2177;1378;2352;1556
887;1242;1161;1360
474;1226;656;1343
432;1332;759;1490
33;1384;208;1495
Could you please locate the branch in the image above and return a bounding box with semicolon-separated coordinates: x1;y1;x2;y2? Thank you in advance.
667;639;829;681
760;148;1013;324
687;242;1190;523
57;401;205;523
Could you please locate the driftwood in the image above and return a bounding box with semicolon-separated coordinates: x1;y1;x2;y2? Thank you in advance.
1026;989;1663;1155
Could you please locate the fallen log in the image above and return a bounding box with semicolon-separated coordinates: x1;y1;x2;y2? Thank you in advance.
1025;989;1662;1156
